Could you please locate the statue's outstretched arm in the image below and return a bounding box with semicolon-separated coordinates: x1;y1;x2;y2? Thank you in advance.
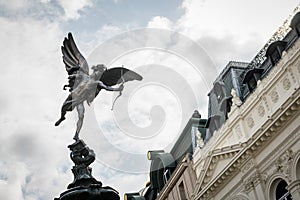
97;81;123;91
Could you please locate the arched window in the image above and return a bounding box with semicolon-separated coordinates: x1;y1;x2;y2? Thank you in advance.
242;68;264;92
291;12;300;36
270;179;291;200
296;157;300;180
213;82;225;103
276;180;291;200
265;41;287;66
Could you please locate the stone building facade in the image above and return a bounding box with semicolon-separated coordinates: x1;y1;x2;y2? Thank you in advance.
192;31;300;200
191;8;300;200
125;8;300;200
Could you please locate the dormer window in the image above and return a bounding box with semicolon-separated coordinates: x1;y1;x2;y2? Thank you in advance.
291;12;300;36
248;76;257;90
207;115;221;138
216;87;224;102
266;40;287;66
213;81;225;103
242;68;264;92
219;96;233;119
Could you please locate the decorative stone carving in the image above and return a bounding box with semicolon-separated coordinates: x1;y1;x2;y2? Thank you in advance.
246;116;255;129
288;68;296;83
275;149;294;181
262;97;270;111
244;173;261;193
231;88;242;107
282;77;291;90
270;90;279;103
196;130;204;149
257;105;265;117
241;159;255;174
234;125;243;139
230;195;249;200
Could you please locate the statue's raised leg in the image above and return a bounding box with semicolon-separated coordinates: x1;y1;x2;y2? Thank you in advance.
55;108;67;126
55;96;74;126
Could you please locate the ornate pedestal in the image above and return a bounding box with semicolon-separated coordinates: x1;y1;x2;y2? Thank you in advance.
54;140;120;200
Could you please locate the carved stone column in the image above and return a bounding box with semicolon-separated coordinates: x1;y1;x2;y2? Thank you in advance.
287;180;300;200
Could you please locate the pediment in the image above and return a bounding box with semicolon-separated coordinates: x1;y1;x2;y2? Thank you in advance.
196;145;242;191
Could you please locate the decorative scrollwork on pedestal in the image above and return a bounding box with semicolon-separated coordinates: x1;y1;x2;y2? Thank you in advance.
67;140;102;189
54;140;120;200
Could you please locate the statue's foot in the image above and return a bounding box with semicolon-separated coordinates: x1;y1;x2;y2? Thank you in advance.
55;117;66;126
73;135;79;141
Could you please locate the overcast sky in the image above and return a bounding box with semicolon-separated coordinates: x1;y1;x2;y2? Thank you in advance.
0;0;299;199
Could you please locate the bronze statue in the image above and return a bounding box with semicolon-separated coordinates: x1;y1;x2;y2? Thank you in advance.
55;33;142;141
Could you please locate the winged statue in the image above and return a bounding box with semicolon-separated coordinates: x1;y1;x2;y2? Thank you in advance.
55;33;142;141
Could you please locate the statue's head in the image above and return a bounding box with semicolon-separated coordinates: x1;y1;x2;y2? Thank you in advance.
91;64;107;73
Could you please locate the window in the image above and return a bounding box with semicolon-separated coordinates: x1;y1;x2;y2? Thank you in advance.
271;49;281;65
213;82;225;103
248;76;257;92
296;158;300;180
266;40;287;65
276;180;291;200
215;85;224;103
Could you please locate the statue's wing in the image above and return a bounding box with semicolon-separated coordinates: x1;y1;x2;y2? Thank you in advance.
94;67;142;97
100;67;143;86
61;33;89;91
61;33;89;75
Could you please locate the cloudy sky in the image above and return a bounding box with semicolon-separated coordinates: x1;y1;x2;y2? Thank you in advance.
0;0;299;199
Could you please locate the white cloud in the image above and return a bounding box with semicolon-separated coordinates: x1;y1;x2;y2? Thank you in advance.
177;0;300;41
57;0;92;20
143;0;299;68
85;24;123;54
196;33;264;69
0;0;90;21
0;16;73;200
147;16;173;29
0;0;30;12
